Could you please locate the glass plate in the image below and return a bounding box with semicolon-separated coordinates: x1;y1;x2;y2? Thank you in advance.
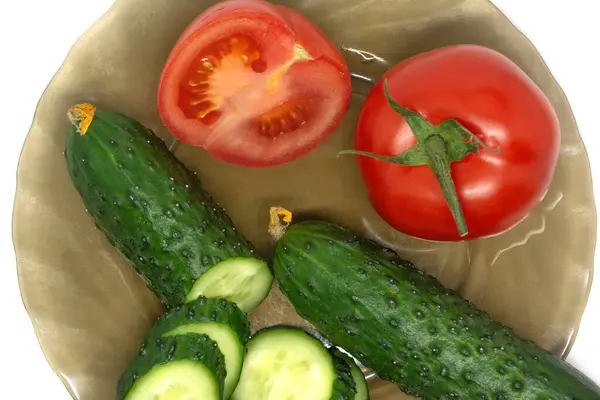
12;0;596;399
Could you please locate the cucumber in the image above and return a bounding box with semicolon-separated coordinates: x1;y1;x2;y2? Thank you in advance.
185;257;273;312
147;297;250;399
334;349;369;400
231;326;356;400
65;104;272;310
330;347;358;400
117;333;225;400
273;220;600;399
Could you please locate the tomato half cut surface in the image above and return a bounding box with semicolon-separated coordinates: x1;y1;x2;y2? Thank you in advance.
158;0;352;167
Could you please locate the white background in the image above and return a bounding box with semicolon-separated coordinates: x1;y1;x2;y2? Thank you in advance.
0;0;599;398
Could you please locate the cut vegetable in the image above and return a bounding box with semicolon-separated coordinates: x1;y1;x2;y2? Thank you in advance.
117;334;225;400
333;349;369;400
148;297;250;399
123;361;217;400
332;349;369;400
330;348;358;400
65;105;264;309
157;0;351;167
186;257;273;312
231;326;356;400
273;220;600;399
165;325;239;399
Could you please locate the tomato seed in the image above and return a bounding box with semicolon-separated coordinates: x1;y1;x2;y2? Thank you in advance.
252;59;267;73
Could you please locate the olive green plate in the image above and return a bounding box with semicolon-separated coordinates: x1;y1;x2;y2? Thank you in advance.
12;0;596;399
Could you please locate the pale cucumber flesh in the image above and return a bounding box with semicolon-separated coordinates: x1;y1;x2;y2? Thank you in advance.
124;360;219;400
186;257;273;312
165;323;242;399
232;327;335;400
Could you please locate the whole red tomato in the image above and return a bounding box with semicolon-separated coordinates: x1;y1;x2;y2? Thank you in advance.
351;45;560;241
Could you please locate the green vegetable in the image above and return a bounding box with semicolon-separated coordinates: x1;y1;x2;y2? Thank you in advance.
64;104;272;310
334;349;369;400
117;333;225;400
185;257;273;312
147;297;250;398
273;219;600;399
330;347;358;400
232;326;356;400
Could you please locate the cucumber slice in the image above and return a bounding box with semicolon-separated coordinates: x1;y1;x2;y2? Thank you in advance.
117;334;225;400
125;360;218;400
166;324;240;398
334;350;370;400
148;297;250;399
330;349;358;400
232;326;354;400
186;257;273;312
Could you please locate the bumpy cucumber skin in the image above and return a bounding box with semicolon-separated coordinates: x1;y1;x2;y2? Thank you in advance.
65;109;259;308
147;296;250;399
330;348;358;400
273;221;600;400
148;296;250;344
333;349;370;400
117;333;226;400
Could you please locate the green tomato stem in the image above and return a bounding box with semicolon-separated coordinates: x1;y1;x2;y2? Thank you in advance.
340;79;500;238
423;135;468;237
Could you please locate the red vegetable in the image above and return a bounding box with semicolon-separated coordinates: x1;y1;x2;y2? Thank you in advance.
346;45;560;241
158;0;351;167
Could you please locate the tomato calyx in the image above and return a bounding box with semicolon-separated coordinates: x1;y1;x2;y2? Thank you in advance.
341;80;500;238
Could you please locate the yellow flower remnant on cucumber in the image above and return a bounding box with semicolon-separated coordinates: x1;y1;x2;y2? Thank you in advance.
67;103;96;135
269;207;292;240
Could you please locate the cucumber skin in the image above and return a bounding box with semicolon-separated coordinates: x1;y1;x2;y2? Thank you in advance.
330;348;358;400
147;296;250;345
273;221;600;400
117;333;226;400
65;109;259;308
333;349;369;400
147;296;250;399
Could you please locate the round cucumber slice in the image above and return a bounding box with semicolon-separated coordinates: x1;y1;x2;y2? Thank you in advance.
231;327;337;400
186;257;273;312
125;360;220;400
147;297;250;399
166;323;242;399
117;334;225;400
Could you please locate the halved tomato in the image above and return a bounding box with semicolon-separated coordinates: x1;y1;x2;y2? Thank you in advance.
158;0;351;167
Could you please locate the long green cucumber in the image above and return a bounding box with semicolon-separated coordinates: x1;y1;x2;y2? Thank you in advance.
273;219;600;399
64;104;272;310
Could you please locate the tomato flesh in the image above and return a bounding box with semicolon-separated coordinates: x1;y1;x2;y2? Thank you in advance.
158;0;351;167
178;35;264;123
257;100;307;138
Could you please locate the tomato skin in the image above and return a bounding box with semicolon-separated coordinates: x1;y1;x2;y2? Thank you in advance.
355;44;560;241
166;0;295;71
158;0;351;167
